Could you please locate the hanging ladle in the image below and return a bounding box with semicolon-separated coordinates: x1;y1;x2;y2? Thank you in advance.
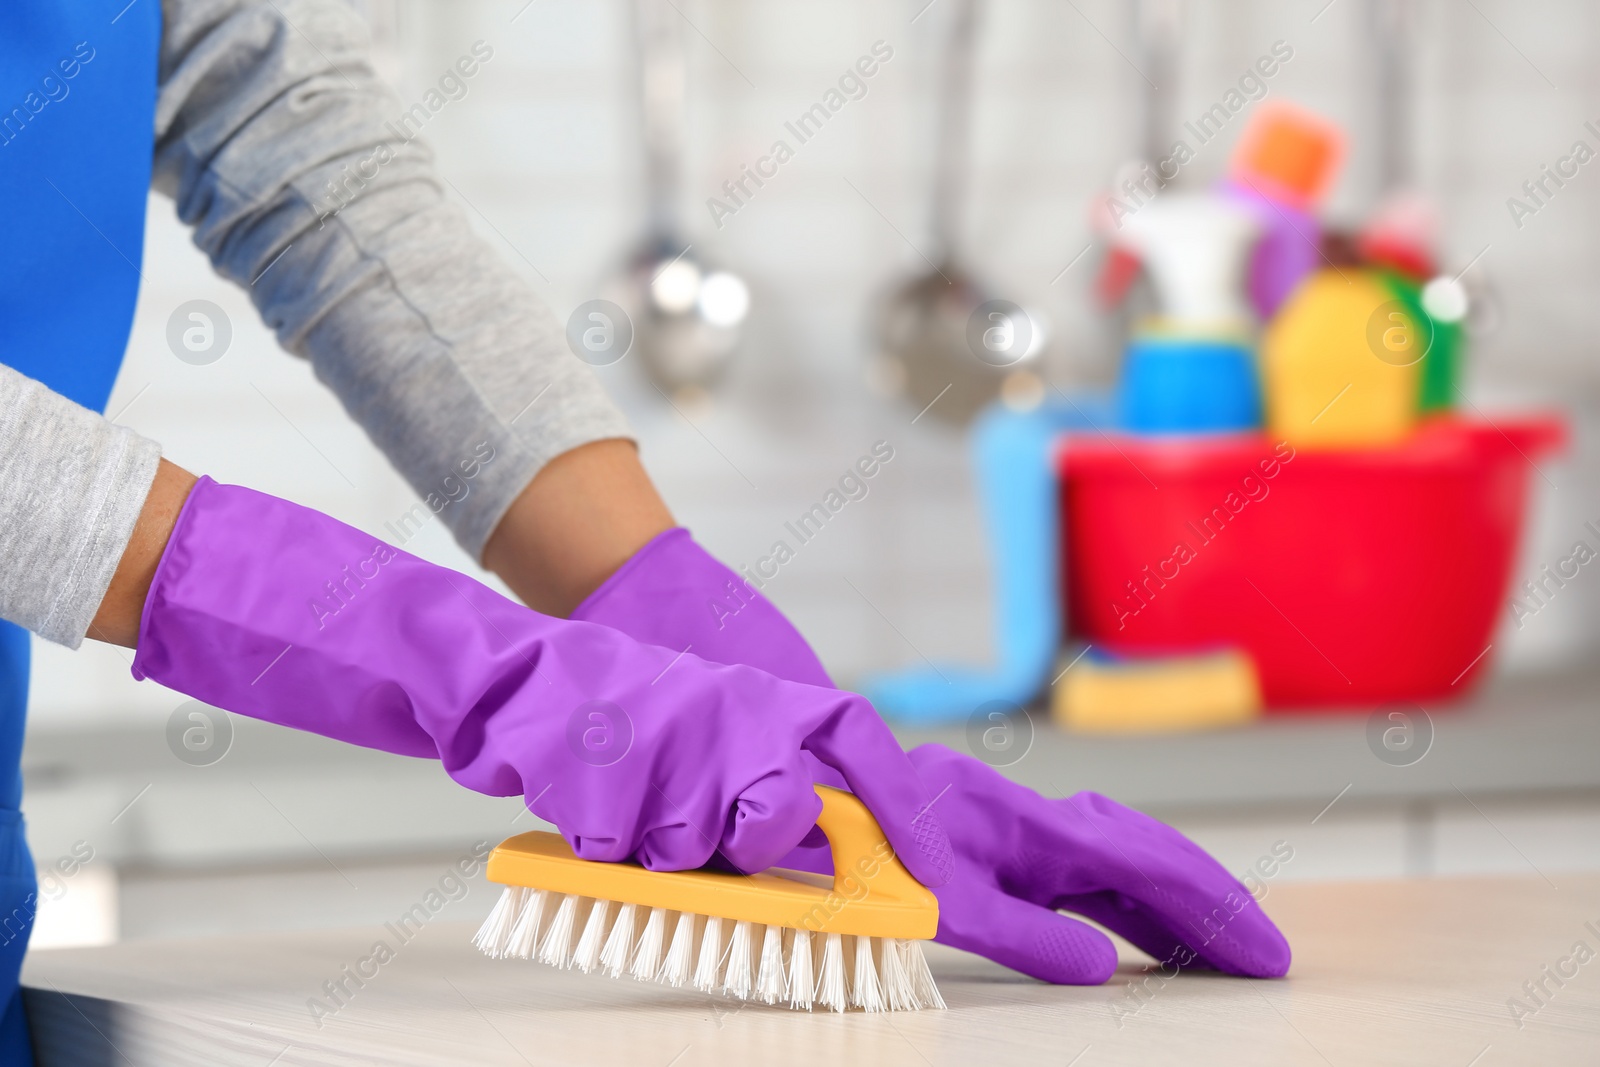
617;0;750;399
871;0;1042;426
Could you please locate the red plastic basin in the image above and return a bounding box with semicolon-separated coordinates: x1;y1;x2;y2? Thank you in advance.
1060;415;1566;709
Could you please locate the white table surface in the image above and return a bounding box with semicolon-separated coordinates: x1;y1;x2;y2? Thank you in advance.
21;874;1600;1066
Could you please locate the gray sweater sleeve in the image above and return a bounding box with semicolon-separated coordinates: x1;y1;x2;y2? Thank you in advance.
0;366;162;648
153;0;633;558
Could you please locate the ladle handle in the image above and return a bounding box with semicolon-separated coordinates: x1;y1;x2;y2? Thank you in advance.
930;0;980;261
634;0;685;234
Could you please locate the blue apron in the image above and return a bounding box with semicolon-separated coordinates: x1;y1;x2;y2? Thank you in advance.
1;3;161;1060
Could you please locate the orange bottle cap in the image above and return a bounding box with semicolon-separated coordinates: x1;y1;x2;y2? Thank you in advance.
1230;101;1345;207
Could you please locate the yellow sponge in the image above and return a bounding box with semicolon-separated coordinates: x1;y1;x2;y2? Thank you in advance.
1053;649;1262;734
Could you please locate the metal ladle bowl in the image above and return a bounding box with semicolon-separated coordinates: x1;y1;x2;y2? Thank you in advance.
619;235;750;397
873;264;1044;424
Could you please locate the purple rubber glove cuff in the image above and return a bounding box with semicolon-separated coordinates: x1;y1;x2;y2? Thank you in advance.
574;528;836;691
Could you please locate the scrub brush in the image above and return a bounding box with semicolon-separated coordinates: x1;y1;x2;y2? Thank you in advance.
473;785;945;1013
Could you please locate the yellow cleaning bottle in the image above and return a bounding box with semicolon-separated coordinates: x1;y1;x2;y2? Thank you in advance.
1262;268;1422;448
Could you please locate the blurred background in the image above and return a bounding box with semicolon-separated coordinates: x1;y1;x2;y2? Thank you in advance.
21;0;1600;950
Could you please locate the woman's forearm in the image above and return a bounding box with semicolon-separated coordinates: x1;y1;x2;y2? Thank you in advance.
88;459;199;648
482;439;675;618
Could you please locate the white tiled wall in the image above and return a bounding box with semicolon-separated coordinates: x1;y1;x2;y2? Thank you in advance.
30;0;1600;726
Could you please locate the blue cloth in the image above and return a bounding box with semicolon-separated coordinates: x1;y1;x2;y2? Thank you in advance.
0;3;161;1059
863;395;1112;724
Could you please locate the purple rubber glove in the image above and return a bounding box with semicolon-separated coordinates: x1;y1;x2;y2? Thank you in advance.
906;744;1290;982
130;480;953;885
571;527;847;870
573;528;1291;982
571;528;837;693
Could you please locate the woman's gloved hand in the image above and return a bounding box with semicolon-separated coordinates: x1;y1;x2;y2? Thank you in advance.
572;528;1291;982
131;480;953;886
902;744;1290;982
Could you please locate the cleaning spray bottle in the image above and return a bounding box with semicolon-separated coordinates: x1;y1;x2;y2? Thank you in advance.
1111;193;1263;433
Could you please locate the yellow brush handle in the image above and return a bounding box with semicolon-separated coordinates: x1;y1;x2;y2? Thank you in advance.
809;785;939;933
485;785;938;939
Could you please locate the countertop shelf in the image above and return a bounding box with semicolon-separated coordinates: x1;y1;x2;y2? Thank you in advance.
891;666;1600;811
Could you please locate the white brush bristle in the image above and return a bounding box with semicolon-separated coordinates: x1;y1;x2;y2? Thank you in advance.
472;885;521;958
660;910;697;988
629;907;668;981
904;937;947;1010
472;887;942;1013
721;921;755;1000
692;915;726;993
817;932;848;1013
506;888;549;959
572;898;613;973
788;929;815;1011
851;935;885;1012
537;893;580;968
755;923;787;1004
600;902;637;978
881;935;915;1011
